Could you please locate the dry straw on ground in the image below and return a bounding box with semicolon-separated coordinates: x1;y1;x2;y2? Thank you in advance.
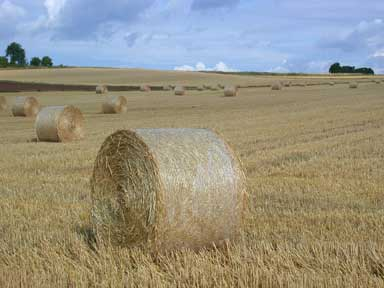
174;85;185;95
140;85;151;92
375;80;381;84
224;85;238;97
96;85;108;94
271;82;282;90
35;105;84;142
102;96;128;114
0;96;7;111
12;96;40;117
91;128;246;251
349;82;359;89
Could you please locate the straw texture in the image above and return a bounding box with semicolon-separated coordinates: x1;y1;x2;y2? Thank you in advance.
174;85;185;96
35;105;84;142
12;96;40;117
140;85;151;92
271;82;282;90
91;128;246;251
0;96;6;111
349;82;358;89
102;96;128;114
224;85;238;97
96;85;108;94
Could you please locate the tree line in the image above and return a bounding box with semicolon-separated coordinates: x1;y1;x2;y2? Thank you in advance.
0;42;53;68
329;63;374;75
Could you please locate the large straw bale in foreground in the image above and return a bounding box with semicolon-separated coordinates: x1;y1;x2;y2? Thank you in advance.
349;82;358;89
102;96;128;114
0;96;6;111
174;85;185;95
96;85;108;94
35;105;84;142
12;96;40;117
91;128;246;251
224;85;238;97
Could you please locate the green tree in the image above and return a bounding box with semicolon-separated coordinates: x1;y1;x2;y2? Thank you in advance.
0;56;8;68
329;62;341;74
41;56;53;67
30;57;41;67
5;42;26;66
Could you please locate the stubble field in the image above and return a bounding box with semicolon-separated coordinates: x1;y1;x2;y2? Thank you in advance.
0;69;383;287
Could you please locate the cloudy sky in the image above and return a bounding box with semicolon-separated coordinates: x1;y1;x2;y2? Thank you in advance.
0;0;383;73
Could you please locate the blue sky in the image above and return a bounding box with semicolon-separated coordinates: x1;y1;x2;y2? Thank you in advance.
0;0;383;73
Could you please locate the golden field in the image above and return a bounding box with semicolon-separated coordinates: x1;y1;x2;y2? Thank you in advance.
0;69;384;287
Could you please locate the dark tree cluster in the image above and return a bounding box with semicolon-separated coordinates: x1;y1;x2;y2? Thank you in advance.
0;42;53;68
329;63;374;75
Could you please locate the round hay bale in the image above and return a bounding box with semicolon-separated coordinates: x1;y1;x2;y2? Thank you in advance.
140;85;151;92
12;96;40;117
102;96;128;114
174;85;185;96
96;85;108;94
0;96;7;111
35;105;84;142
271;82;282;90
349;82;358;89
283;81;291;87
163;85;172;91
224;85;238;97
329;81;335;86
196;86;204;91
91;128;246;250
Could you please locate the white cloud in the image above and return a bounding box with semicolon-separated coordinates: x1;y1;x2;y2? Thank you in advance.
174;61;237;72
0;0;25;20
44;0;66;23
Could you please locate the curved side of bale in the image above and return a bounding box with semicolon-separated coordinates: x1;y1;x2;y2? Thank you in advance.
35;105;84;142
224;85;238;97
91;128;246;251
102;96;128;114
12;96;40;117
0;96;7;111
174;85;185;95
271;82;282;90
96;85;108;94
140;85;151;92
349;82;358;89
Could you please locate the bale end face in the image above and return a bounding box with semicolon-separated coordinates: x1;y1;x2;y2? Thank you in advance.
91;128;246;251
35;105;84;142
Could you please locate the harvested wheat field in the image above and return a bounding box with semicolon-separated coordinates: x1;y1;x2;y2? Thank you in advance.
0;69;384;287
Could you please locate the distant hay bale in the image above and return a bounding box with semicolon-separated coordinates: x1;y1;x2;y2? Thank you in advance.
12;96;40;117
203;84;210;90
224;85;238;97
0;96;7;111
163;85;172;91
174;85;185;95
283;81;291;87
35;105;84;142
102;96;128;114
271;82;282;90
349;82;358;89
196;86;204;91
140;85;151;92
91;128;246;250
96;85;108;94
329;81;335;86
